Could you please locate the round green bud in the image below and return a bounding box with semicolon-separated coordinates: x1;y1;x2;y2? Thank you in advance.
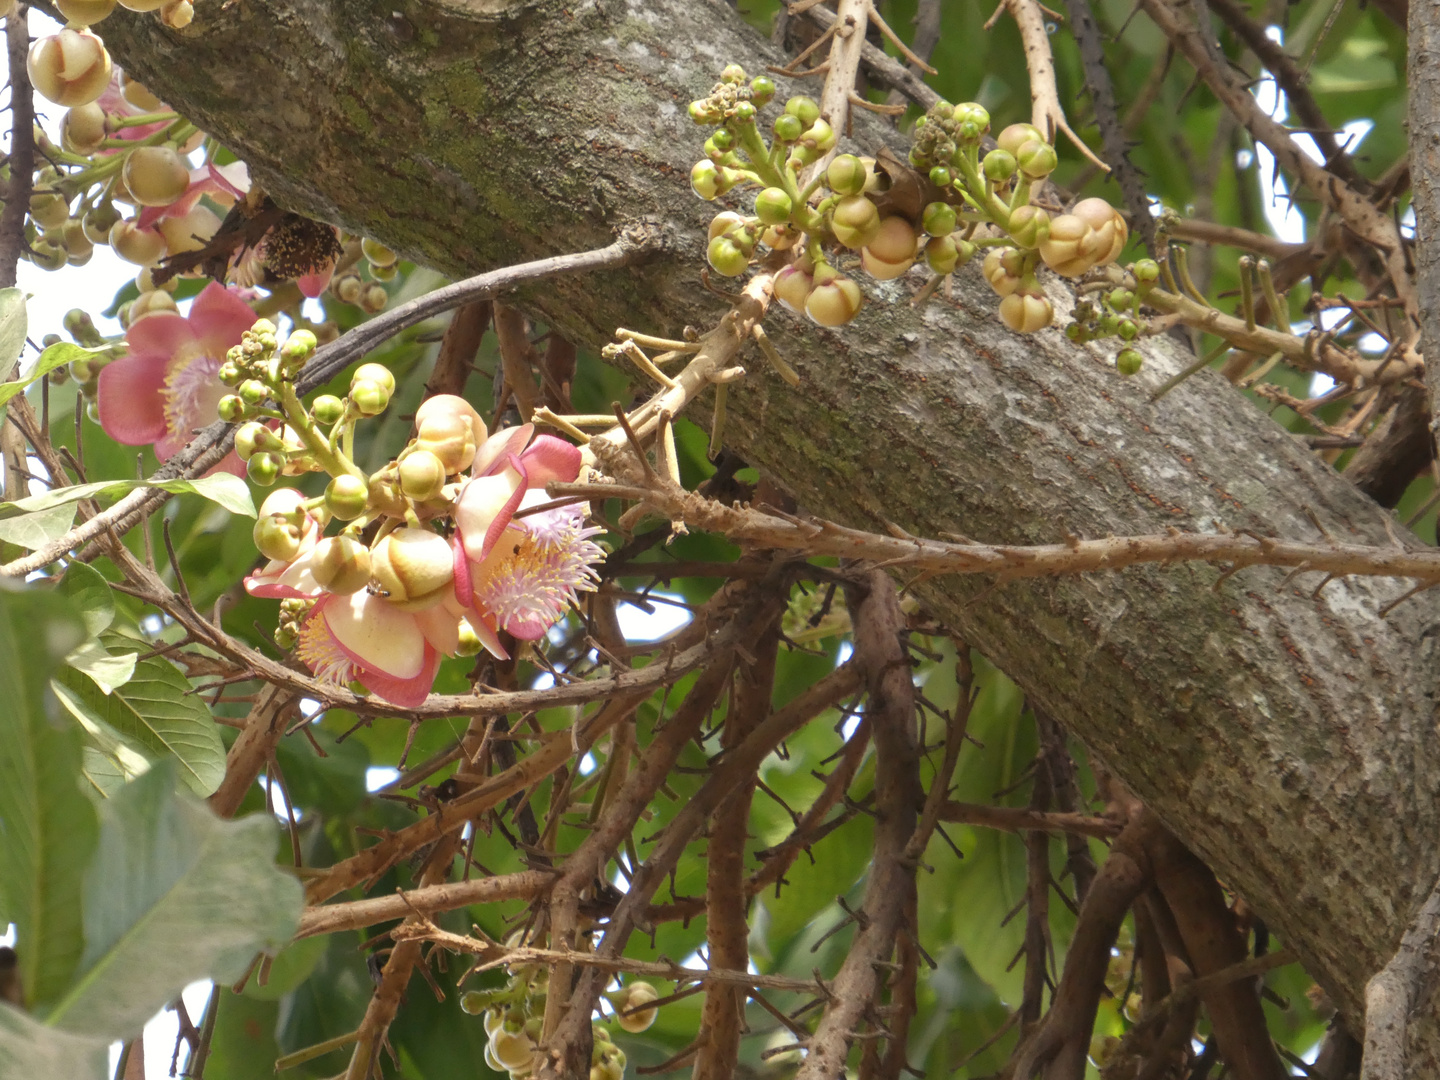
952;101;990;133
311;394;346;426
253;513;304;563
720;63;746;85
772;113;803;143
368;261;398;282
238;379;269;406
247;452;283;487
982;149;1017;183
62;308;97;342
831;194;881;250
350;378;389;416
801;119;836;153
455;618;485;657
997;123;1046;157
81;202;120;245
280;329;317;368
234;421;270;461
785;95;820;125
731;100;756;123
1007;204;1050;248
1066;322;1089;344
1108;288;1134;310
399;448;447;501
826;154;868;197
217;360;243;386
1017;140;1058;179
217;395;248;423
274;623;298;650
1116;348;1143;376
754;187;793;226
1132;258;1160;284
325;474;369;520
928;166;952;189
690;159;720;200
352;362;396;396
31;239;67;272
361;237;398;268
925;235;960;275
707;235;750;277
460;992;488;1016
922;201;957;238
1118;318;1139;341
710;128;734;151
750;75;776;104
688;99;720;125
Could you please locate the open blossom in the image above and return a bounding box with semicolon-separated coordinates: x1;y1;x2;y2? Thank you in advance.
295;590;463;709
453;424;603;657
96;281;254;473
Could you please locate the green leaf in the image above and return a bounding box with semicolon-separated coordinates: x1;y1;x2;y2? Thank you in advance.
0;999;109;1080
56;562;115;639
64;639;137;695
79;743;149;800
41;762;304;1039
0;343;108;407
0;502;77;550
53;646;225;797
0;582;96;1009
0;472;257;520
0;287;26;383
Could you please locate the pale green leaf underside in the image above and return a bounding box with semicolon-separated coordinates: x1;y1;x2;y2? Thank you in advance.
0;472;256;520
0;502;78;550
0;998;109;1080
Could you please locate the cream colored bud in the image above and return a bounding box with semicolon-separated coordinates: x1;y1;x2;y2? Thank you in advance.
117;0;167;10
120;73;164;111
415;408;481;473
61;101;106;154
616;983;659;1033
55;0;117;22
311;535;372;595
160;0;192;27
998;292;1054;333
805;274;862;327
399;449;448;502
1038;214;1097;278
27;29;112;108
158;203;220;256
370;528;454;610
128;289;178;322
982;248;1026;297
109;219;166;266
123;146;190;207
860;216;917;281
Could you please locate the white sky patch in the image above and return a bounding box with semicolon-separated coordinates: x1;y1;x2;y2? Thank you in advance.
366;765;401;791
615;591;692;641
258;773;301;822
106;979;214;1080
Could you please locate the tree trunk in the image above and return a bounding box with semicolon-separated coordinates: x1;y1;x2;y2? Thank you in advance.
98;0;1440;1052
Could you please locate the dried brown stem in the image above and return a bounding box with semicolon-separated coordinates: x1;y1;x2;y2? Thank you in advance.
295;870;554;939
0;8;33;291
494;301;540;421
1361;871;1440;1080
208;682;297;819
423;299;491;401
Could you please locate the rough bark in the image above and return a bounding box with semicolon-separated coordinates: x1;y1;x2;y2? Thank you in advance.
98;0;1440;1052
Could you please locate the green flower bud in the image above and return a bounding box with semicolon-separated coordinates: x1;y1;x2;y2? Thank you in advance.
238;379;269;406
273;623;298;650
710;128;734;151
234;421;269;461
731;100;756;123
352;362;396;395
1007;204;1050;248
217;360;243;386
925;235;961;275
826;154;867;197
785;95;820;126
772;113;803;143
1132;258;1160;284
1017;140;1058;179
707;235;750;277
460;991;489;1016
247;451;283;487
368;261;398;282
253;513;304;563
311;394;346;426
754;187;793;226
928;165;952;189
1107;288;1134;311
801;119;836;153
280;329;318;369
399;448;447;501
310;534;372;594
982;149;1017;183
30;190;69;230
217;395;248;423
82;203;120;245
361;237;398;268
720;63;746;85
922;201;957;237
952;101;990;135
1116;348;1143;375
325;474;369;520
688;99;720;125
749;75;776;104
455;618;485;657
997;123;1046;157
690;159;720;200
1117;318;1139;341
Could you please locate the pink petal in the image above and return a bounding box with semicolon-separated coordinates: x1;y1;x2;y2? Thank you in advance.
188;282;258;354
415;602;462;655
325;591;426;680
356;645;441;709
504;613;550;641
452;535;472;607
471;424;534;478
95;353;169;446
126;310;199;364
297;268;333;298
455;464;526;563
206;161;250;199
470;611;509;661
518;434;582;486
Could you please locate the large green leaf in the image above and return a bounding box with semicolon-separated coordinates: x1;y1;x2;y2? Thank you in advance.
0;582;95;1009
0;287;26;383
0;472;257;520
0;342;108;407
40;763;304;1039
0;998;109;1080
0;502;78;550
53;643;226;797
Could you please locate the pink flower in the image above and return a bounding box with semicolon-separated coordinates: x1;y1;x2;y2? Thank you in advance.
244;488;323;599
452;425;601;655
96;282;255;473
294;590;463;709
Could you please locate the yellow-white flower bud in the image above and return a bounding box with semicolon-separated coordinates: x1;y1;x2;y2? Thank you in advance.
370;528;454;610
28;29;112;108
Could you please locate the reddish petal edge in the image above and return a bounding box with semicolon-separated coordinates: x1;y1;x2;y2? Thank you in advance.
356;645;442;709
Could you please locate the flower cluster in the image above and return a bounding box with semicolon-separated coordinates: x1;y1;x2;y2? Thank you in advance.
687;66;1133;337
459;954;652;1080
226;322;604;708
